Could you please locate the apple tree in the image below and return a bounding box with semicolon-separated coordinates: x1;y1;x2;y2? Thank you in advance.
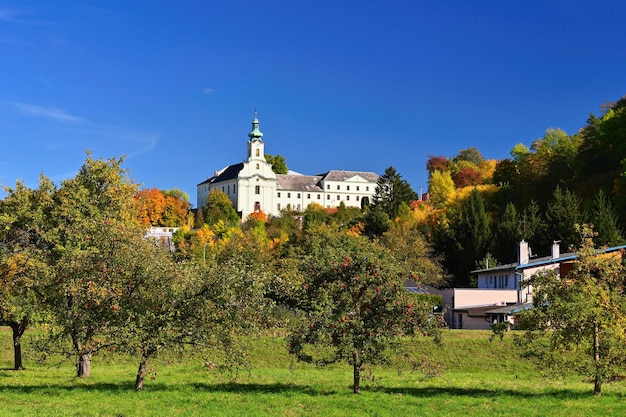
287;232;441;394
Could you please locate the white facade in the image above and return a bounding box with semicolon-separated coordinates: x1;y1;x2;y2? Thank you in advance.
197;114;379;220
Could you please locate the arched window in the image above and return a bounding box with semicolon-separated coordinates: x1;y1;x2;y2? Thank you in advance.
255;149;260;157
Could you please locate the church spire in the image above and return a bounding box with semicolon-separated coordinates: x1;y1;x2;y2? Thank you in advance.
248;109;264;141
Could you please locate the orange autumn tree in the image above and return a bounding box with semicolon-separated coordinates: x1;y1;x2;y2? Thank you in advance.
135;188;190;227
135;188;166;226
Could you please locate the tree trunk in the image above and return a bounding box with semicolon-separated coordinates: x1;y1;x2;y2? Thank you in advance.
76;353;91;378
8;317;28;370
593;321;602;397
353;353;361;395
135;358;148;392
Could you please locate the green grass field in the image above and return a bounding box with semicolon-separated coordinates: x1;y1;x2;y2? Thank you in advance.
0;328;624;416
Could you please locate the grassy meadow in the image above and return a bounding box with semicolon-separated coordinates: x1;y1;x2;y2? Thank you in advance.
0;328;625;416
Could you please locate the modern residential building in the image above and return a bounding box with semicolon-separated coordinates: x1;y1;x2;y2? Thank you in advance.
197;113;379;219
443;240;626;329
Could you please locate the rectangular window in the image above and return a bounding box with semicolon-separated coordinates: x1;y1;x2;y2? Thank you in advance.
327;195;330;200
337;195;340;200
254;202;261;211
234;185;236;194
357;186;360;191
327;184;330;190
307;193;311;199
297;193;301;198
337;185;340;190
255;185;260;194
297;204;301;211
366;186;370;191
277;192;281;198
317;194;321;199
346;185;350;191
346;195;350;201
356;196;360;201
287;192;291;198
227;185;230;194
277;203;281;211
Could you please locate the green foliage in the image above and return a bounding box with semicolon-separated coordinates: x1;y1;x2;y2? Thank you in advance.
0;177;55;370
544;186;585;251
287;233;441;394
362;207;391;237
373;166;418;218
517;225;626;396
495;202;523;263
427;170;455;208
590;190;624;247
202;190;240;227
265;153;288;174
447;189;492;287
380;208;446;287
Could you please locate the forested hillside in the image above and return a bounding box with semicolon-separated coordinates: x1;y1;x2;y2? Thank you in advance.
423;95;626;286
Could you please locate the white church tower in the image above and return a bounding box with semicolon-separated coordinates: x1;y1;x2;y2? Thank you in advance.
234;111;277;219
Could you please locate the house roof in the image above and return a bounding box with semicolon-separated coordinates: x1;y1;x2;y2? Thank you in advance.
471;244;626;274
404;280;443;296
276;174;324;191
197;163;244;186
485;302;533;315
318;170;379;183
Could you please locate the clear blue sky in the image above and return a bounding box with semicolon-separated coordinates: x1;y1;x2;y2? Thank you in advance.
1;1;624;205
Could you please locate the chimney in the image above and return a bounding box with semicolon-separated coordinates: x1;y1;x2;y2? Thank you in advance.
552;240;561;259
518;240;529;265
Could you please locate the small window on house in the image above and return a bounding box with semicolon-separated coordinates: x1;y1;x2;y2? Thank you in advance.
297;204;301;211
234;185;236;193
222;186;224;192
287;192;291;198
356;186;360;191
356;196;360;201
327;195;330;200
255;149;260;157
227;185;230;194
297;193;301;198
346;195;350;201
307;193;311;199
337;195;340;200
366;186;369;191
256;163;260;169
254;202;261;211
346;185;350;191
317;194;321;199
277;192;281;198
327;184;330;190
255;185;260;194
277;203;281;211
337;185;340;190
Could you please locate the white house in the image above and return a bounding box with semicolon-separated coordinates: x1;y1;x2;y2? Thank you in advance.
444;240;626;329
197;113;379;219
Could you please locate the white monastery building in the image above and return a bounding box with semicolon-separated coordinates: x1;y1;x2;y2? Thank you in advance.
197;113;379;219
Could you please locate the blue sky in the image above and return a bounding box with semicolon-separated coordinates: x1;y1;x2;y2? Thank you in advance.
1;1;624;205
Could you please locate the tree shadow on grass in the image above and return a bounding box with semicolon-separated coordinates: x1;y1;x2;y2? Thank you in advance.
370;385;623;400
0;381;156;393
191;382;338;396
0;380;621;399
